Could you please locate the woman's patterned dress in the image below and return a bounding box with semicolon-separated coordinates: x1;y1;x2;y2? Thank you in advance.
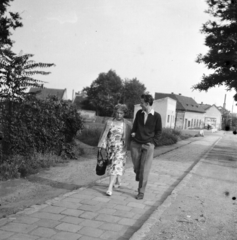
106;121;126;176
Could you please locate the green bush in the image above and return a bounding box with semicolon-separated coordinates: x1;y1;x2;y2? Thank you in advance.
0;95;84;180
1;95;83;159
156;128;179;147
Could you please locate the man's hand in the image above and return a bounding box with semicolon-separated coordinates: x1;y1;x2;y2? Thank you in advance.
131;133;136;137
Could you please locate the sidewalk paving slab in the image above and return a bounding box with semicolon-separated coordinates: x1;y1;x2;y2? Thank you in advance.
0;135;222;240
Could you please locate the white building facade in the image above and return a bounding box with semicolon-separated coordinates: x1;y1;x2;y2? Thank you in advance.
203;105;222;129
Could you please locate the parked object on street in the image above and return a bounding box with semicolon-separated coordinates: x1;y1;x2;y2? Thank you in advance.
199;130;204;137
211;128;218;133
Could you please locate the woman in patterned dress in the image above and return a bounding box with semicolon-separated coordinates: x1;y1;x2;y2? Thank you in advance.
97;104;132;196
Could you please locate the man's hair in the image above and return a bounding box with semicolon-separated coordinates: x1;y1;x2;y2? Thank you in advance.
141;94;154;106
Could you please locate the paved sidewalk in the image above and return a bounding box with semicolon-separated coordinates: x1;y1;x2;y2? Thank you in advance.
0;135;221;240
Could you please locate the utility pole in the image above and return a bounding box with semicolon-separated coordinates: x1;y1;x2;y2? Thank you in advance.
222;94;227;130
230;99;234;130
223;94;226;109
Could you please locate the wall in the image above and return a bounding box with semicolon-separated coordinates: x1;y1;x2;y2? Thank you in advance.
204;106;222;129
77;110;96;122
184;111;205;129
62;89;68;100
175;111;185;129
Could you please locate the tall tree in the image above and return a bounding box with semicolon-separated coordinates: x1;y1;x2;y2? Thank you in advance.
193;0;237;101
0;0;55;101
1;53;55;101
0;0;22;47
123;78;146;118
83;70;123;116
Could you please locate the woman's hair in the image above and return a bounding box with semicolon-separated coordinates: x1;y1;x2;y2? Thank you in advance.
114;104;128;115
141;94;154;106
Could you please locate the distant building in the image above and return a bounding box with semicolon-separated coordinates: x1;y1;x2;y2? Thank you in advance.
216;106;230;115
155;92;205;129
77;109;96;122
199;103;222;129
29;87;67;100
134;97;177;128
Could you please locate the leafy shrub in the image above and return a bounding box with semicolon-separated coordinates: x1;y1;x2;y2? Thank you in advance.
156;128;179;147
1;95;84;163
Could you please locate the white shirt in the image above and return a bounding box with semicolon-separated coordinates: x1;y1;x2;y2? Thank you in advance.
142;109;154;124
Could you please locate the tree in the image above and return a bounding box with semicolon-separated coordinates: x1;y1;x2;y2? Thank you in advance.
193;0;237;101
0;1;55;101
123;78;146;118
0;0;23;47
0;52;55;101
83;70;123;116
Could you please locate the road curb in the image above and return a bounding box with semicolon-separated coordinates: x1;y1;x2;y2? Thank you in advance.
129;136;222;240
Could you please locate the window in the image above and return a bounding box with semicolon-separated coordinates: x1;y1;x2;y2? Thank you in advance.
167;115;170;123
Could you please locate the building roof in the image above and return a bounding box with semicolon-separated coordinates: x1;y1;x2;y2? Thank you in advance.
199;103;222;114
199;103;212;110
155;92;206;113
216;106;230;115
29;87;66;100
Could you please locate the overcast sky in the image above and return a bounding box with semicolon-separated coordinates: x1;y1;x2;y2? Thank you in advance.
9;0;236;112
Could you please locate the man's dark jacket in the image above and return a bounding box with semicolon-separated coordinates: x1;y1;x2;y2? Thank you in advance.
132;109;162;146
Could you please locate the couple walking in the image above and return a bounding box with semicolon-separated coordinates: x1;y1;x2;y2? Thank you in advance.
97;94;162;200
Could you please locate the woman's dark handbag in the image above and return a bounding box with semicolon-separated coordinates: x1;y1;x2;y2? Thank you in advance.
96;149;108;176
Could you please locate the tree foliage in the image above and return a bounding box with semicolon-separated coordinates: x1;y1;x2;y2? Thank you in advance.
82;70;146;117
193;0;237;100
0;0;54;101
123;78;146;118
0;0;23;47
83;70;123;116
1;95;83;159
0;52;55;101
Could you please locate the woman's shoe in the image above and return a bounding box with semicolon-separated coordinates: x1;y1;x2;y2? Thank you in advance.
106;190;112;196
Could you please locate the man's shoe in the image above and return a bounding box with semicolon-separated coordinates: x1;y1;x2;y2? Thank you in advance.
135;193;144;200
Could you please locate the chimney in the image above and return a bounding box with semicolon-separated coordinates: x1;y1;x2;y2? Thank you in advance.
201;102;203;104
223;94;226;109
179;93;181;95
72;89;74;101
171;92;174;94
